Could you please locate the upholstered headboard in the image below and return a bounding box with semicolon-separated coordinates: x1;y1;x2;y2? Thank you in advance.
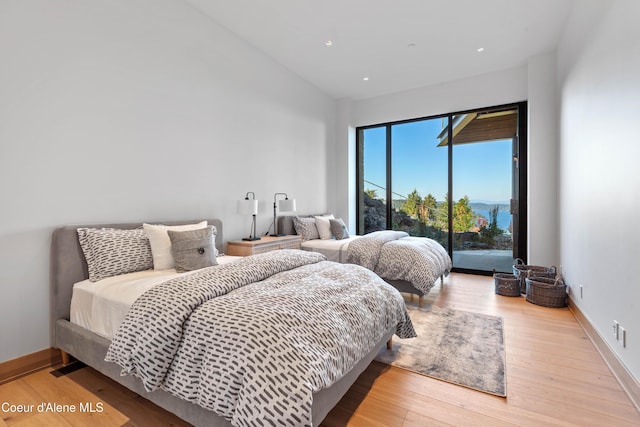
50;219;223;325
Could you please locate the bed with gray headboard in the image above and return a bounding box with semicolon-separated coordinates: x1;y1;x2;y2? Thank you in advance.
277;214;452;307
51;219;404;427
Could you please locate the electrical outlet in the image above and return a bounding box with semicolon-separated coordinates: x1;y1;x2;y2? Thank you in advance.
613;321;619;339
619;326;627;348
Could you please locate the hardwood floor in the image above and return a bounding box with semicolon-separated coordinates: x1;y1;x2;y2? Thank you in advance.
323;273;640;426
1;273;638;426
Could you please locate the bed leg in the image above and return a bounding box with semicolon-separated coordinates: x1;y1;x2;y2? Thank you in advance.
60;350;70;366
418;295;424;307
440;275;444;286
386;338;393;350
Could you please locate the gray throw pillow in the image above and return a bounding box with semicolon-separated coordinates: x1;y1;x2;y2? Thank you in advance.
292;216;320;241
168;226;217;273
330;218;350;240
77;228;153;282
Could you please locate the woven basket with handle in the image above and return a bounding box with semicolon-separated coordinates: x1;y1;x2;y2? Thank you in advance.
494;273;521;296
525;276;567;308
512;258;557;294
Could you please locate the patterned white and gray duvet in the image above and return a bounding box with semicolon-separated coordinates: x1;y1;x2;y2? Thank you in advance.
347;231;452;295
105;250;416;427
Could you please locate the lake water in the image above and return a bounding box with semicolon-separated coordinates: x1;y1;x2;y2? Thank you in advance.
474;209;512;231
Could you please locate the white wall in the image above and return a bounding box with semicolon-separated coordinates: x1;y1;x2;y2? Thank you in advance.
352;66;528;127
0;0;334;363
557;0;640;379
527;53;559;267
332;98;356;230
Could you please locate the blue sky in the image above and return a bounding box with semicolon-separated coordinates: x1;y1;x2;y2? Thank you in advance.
363;119;512;204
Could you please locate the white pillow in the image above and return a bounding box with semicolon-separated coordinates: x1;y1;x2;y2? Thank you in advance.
314;214;335;240
143;221;208;270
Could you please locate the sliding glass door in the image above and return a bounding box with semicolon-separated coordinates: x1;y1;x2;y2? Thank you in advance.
356;102;527;274
390;118;449;247
358;126;387;233
451;120;514;272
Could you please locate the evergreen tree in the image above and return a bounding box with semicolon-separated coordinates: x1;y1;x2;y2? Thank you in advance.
453;196;474;233
423;193;437;223
403;189;422;218
452;196;475;232
435;193;450;231
489;204;502;235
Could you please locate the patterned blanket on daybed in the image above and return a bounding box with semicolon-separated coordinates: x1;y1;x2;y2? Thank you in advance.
105;250;415;427
347;230;452;295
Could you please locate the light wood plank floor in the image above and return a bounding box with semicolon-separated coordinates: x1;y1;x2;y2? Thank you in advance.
1;273;638;426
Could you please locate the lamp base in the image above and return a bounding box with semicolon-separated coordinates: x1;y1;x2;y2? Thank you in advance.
242;237;261;241
269;234;286;237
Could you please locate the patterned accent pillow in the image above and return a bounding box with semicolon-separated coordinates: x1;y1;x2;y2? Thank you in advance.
330;218;350;240
292;216;320;241
143;221;209;270
77;228;153;282
314;214;335;240
168;226;218;273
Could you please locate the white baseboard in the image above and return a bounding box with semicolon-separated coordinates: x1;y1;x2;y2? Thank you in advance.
569;297;640;413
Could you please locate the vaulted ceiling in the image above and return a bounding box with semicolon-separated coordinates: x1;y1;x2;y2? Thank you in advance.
183;0;576;100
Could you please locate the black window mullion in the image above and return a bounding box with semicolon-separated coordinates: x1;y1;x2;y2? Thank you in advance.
516;102;528;262
355;128;364;235
386;125;393;230
447;116;453;256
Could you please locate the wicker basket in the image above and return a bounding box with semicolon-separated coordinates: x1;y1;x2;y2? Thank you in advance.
494;273;521;296
525;276;567;308
512;258;557;294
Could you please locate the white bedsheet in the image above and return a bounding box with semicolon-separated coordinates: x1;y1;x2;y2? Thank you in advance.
300;236;360;263
70;255;240;339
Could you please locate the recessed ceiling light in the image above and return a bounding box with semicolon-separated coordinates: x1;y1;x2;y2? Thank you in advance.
477;47;485;52
363;77;369;81
325;40;333;46
408;43;416;48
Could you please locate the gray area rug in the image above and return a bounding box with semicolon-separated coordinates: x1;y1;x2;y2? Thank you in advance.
376;305;506;396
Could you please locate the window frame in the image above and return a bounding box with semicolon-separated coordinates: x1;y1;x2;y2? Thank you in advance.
355;101;528;273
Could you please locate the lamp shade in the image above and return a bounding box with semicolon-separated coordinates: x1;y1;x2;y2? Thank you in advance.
278;198;296;212
237;199;258;215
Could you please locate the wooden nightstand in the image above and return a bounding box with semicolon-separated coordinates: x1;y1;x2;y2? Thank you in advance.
226;235;302;256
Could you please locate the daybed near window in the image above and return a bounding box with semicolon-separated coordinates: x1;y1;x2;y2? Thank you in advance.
277;214;452;307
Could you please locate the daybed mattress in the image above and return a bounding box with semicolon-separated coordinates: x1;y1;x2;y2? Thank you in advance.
301;235;360;262
70;255;241;340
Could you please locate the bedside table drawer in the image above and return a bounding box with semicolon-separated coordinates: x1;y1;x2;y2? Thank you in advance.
252;241;295;254
226;235;302;256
